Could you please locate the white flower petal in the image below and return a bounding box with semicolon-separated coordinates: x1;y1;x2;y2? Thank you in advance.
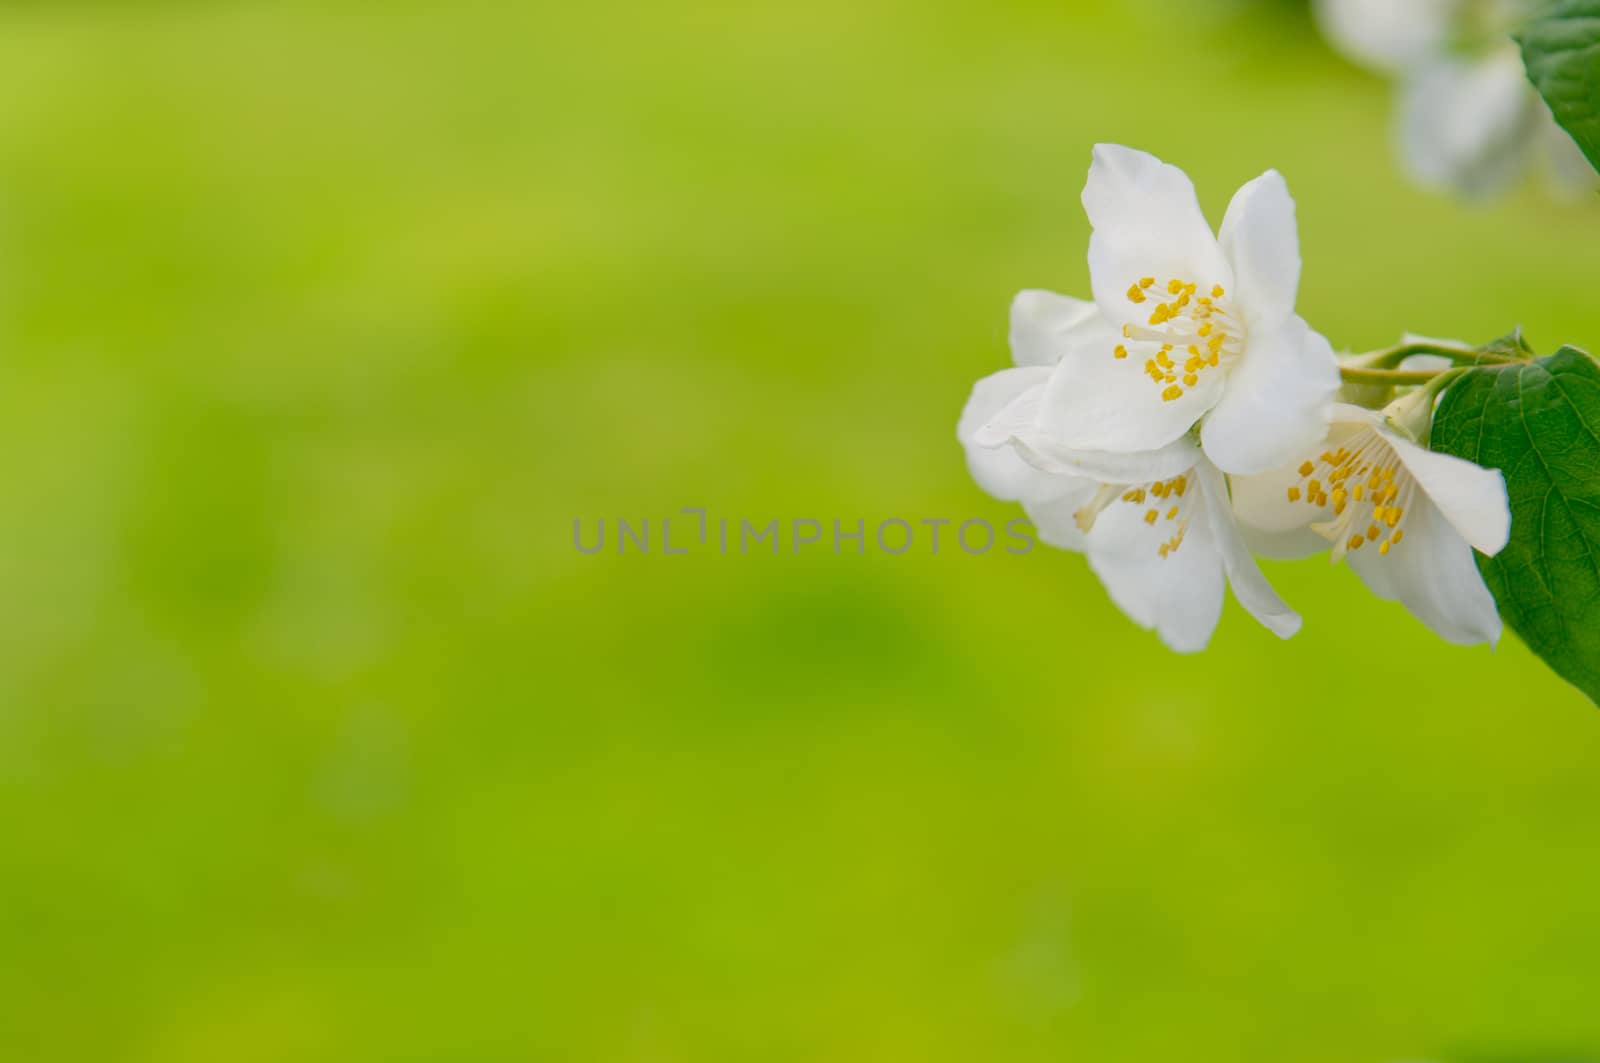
1399;49;1538;198
1328;401;1381;425
1240;522;1331;561
1346;494;1503;646
958;368;1067;503
1082;144;1232;332
1218;169;1300;331
1313;0;1454;74
1086;488;1225;654
1229;457;1327;533
1383;429;1510;555
1022;481;1100;554
1398;354;1453;373
1009;290;1101;367
1194;461;1302;639
1401;332;1468;348
1034;316;1224;454
1200;315;1340;475
972;372;1047;449
1011;432;1201;485
1228;460;1335;560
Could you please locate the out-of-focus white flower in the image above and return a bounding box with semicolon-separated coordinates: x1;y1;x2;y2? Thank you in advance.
1315;0;1458;72
1231;400;1511;646
1400;46;1545;198
956;293;1302;653
1314;0;1598;198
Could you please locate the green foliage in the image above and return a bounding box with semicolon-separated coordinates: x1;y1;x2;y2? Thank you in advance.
1516;0;1600;174
1432;346;1600;705
1478;326;1537;360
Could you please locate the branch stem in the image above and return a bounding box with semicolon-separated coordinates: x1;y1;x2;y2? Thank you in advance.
1338;367;1445;385
1344;342;1525;370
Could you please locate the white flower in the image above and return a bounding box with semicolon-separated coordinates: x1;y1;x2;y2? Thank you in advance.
956;293;1302;653
1231;401;1511;646
1017;145;1339;477
1315;0;1597;198
1398;43;1589;199
1312;0;1458;73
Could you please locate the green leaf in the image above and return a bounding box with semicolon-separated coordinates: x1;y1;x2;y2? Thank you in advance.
1476;326;1536;360
1515;0;1600;175
1431;346;1600;705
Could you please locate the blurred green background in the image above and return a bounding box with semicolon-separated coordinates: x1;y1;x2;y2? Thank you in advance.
2;2;1598;1060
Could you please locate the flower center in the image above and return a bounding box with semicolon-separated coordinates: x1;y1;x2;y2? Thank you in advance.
1115;276;1245;403
1285;428;1411;559
1074;473;1193;558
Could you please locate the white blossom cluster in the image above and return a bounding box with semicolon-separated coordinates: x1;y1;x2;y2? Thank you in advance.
959;146;1511;652
1315;0;1596;198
